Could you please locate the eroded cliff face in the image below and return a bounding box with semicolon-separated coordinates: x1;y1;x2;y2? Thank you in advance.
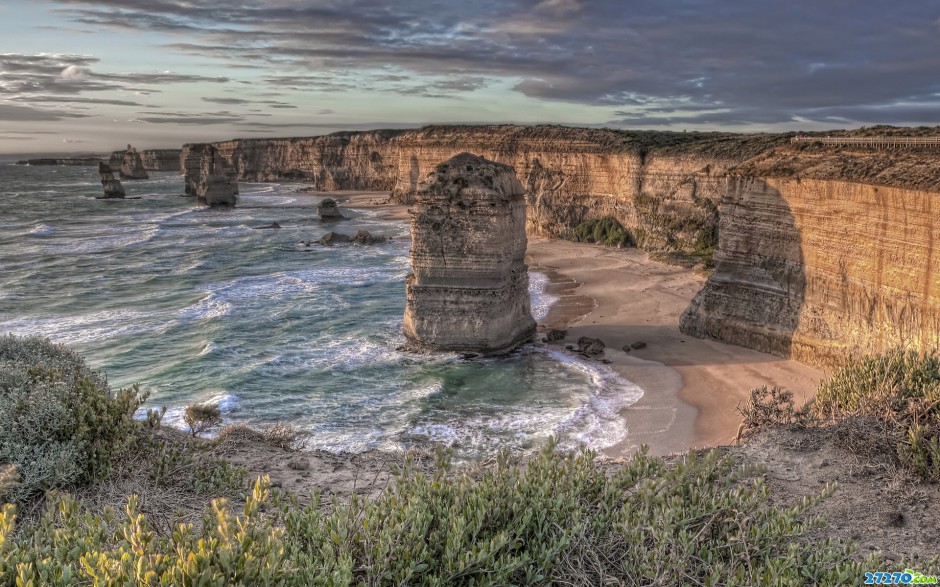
681;176;940;366
182;131;403;188
403;153;536;355
177;125;940;365
183;144;238;207
108;149;181;172
188;126;778;259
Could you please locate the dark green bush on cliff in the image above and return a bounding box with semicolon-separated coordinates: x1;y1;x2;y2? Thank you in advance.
815;348;940;481
571;216;634;247
0;335;143;502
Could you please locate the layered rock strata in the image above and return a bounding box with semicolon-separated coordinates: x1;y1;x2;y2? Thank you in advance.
109;149;181;172
182;144;238;204
96;162;125;199
680;176;940;366
184;144;238;207
180;125;940;365
185;126;790;258
119;146;149;180
403;153;536;355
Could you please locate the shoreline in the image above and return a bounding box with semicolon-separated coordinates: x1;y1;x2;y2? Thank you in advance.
337;190;826;457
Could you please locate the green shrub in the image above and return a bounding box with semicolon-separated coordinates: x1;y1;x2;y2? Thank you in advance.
183;402;222;438
736;385;814;442
814;348;940;481
0;445;875;586
571;216;634;247
0;335;143;503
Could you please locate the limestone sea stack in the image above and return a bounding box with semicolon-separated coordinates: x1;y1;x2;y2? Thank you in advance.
317;197;346;220
96;162;126;199
403;153;536;355
119;145;149;180
190;145;238;207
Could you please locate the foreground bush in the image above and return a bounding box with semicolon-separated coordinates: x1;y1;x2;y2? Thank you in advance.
815;348;940;481
571;216;634;247
739;348;940;482
0;335;143;503
0;444;873;586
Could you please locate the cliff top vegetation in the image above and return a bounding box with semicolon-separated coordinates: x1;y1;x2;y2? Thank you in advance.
2;336;939;584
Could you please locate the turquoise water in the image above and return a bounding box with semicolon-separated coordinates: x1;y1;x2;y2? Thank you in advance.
0;160;642;457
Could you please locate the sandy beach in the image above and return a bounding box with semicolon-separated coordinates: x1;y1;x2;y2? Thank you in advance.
337;191;826;456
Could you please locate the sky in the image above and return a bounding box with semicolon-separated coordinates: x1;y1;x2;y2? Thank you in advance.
1;0;939;153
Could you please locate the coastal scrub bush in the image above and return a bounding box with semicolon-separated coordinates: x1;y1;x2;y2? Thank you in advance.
0;444;875;586
183;402;222;437
0;335;143;503
814;348;940;481
736;385;814;442
571;216;634;247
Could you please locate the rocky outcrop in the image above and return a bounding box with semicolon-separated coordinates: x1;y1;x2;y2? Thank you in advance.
180;131;403;187
317;198;345;220
680;176;940;366
577;336;605;357
119;145;149;180
403;153;536;355
108;149;181;172
96;162;125;199
315;230;386;246
183;144;238;207
182;144;238;198
140;149;181;172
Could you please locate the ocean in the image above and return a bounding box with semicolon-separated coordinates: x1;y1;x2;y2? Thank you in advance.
0;159;642;458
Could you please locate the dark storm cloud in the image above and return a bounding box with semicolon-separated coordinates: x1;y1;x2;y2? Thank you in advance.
47;0;940;126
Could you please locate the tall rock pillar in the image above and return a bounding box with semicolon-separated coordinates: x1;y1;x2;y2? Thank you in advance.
182;144;238;207
119;145;149;180
403;153;536;355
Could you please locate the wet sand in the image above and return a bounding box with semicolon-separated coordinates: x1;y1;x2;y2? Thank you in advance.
526;238;825;456
339;191;826;456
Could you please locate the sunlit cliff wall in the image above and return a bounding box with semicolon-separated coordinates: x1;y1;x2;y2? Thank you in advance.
681;176;940;366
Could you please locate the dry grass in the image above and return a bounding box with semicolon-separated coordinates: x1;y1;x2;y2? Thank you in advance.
216;421;311;452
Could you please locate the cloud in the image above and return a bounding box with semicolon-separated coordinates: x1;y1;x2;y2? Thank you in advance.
60;64;91;80
62;138;87;143
0;53;229;105
131;110;247;125
13;95;146;106
201;97;252;105
201;96;296;109
0;102;92;121
41;0;940;127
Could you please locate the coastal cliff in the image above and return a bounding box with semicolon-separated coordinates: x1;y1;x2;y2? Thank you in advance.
181;125;940;365
681;173;940;366
185;126;784;258
108;148;181;172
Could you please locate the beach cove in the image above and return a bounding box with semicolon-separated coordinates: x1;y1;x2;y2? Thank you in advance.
341;191;826;456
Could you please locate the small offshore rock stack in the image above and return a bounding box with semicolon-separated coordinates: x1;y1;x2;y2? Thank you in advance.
403;153;536;355
119;145;149;180
96;162;126;199
317;197;346;220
